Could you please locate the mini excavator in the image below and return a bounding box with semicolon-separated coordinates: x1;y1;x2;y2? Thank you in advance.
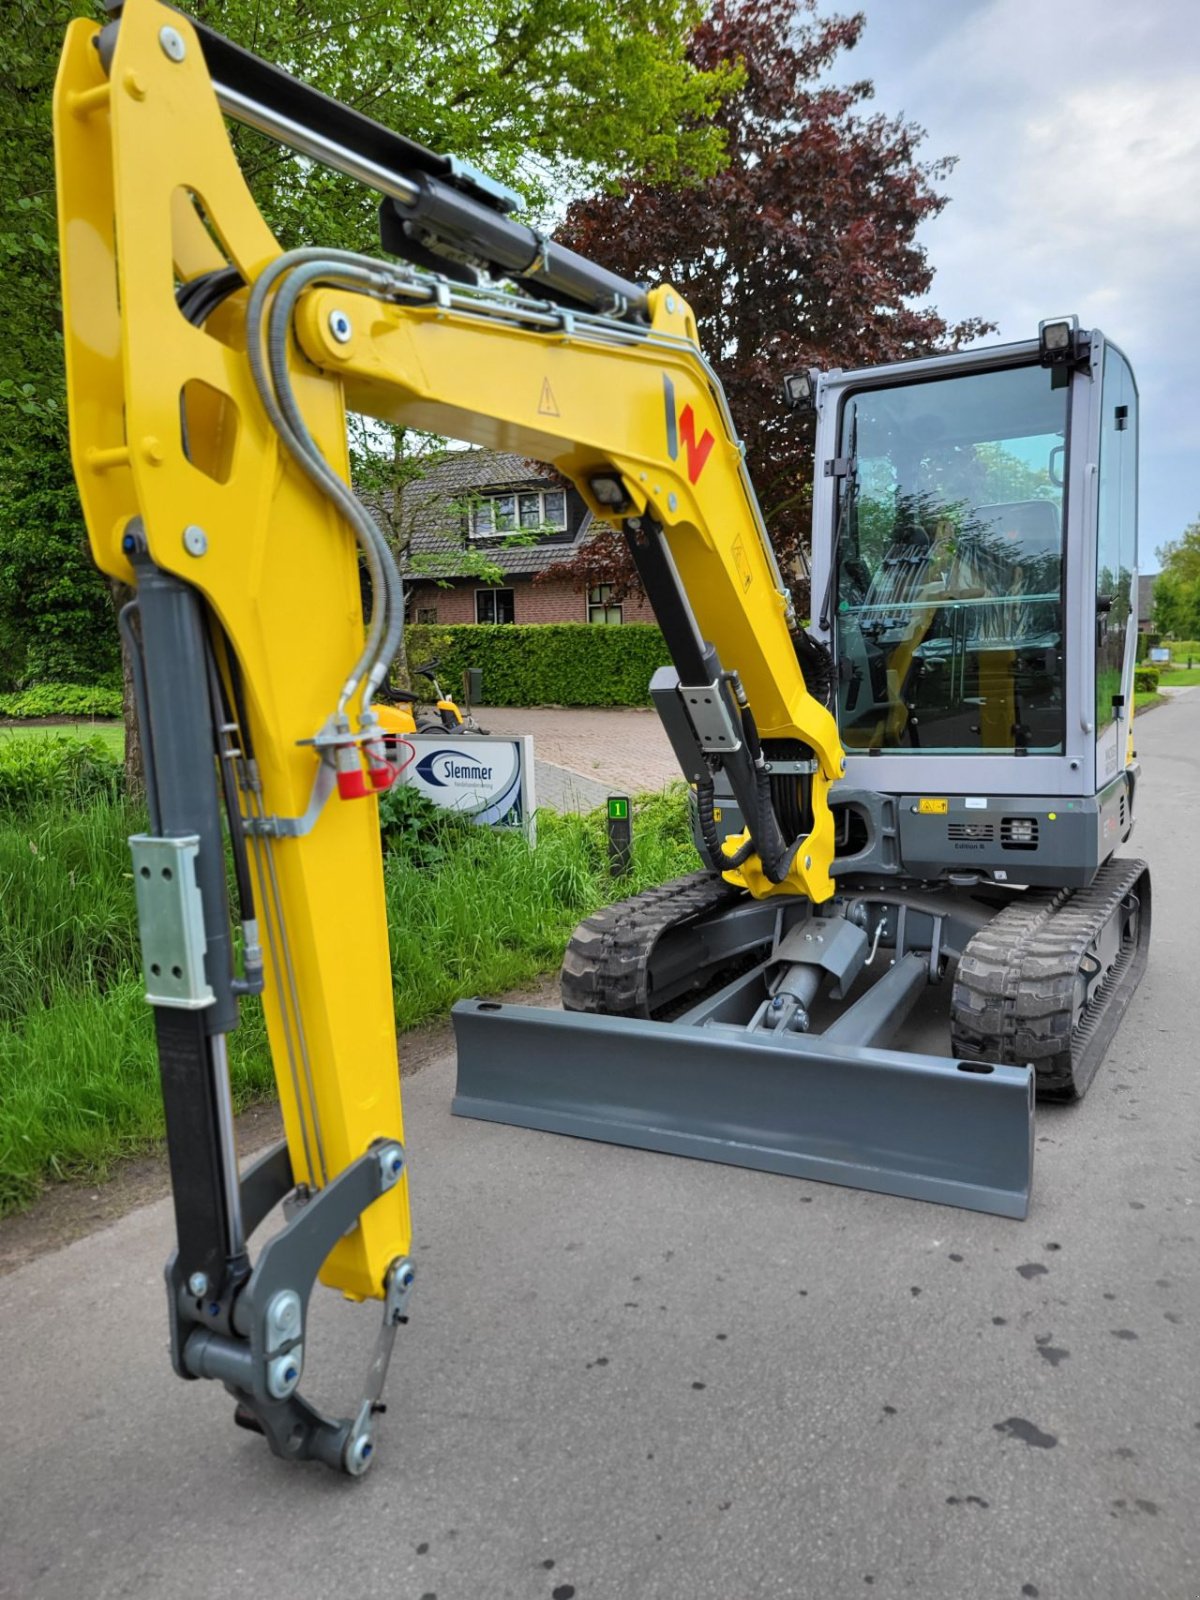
54;1;1149;1475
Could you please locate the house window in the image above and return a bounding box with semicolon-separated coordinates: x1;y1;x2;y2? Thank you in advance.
416;606;438;624
588;584;623;624
476;587;516;624
472;488;567;538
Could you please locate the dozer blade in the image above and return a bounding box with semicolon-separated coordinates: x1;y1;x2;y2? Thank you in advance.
452;1002;1035;1219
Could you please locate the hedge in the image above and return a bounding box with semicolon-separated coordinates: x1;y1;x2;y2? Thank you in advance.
405;623;672;707
0;683;123;719
1134;666;1159;693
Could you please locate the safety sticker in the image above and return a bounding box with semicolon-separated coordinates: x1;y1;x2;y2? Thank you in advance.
731;536;753;592
918;797;948;814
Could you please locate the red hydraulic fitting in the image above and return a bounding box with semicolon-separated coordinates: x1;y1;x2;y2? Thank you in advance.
335;738;370;800
360;714;398;792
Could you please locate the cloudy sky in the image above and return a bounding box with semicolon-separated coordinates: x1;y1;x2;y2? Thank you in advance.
828;0;1200;567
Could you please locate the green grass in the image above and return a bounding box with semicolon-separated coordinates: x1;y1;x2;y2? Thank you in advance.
0;721;124;756
0;766;698;1217
1158;667;1200;686
1134;690;1167;711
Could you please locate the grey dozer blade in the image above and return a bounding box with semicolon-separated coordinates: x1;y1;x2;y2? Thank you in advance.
453;874;1036;1220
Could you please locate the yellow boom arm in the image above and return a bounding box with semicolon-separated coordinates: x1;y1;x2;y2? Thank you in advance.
53;0;844;1471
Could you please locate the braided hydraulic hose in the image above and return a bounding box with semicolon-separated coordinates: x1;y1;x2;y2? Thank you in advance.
245;248;404;713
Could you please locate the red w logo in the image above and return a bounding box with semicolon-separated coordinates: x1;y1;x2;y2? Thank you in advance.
663;375;715;485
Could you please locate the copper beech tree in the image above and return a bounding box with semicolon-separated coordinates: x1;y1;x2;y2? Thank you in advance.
539;0;993;616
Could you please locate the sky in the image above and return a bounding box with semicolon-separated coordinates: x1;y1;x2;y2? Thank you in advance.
826;0;1200;568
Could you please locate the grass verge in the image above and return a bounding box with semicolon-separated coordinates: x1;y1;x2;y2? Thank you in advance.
0;771;698;1217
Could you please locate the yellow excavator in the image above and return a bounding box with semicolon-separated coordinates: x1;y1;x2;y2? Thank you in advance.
54;0;1149;1474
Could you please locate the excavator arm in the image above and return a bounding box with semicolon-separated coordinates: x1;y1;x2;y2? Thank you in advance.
54;0;843;1472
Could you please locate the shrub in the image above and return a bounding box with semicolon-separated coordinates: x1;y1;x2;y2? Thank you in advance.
1134;666;1160;694
0;733;123;813
0;682;123;719
404;622;671;707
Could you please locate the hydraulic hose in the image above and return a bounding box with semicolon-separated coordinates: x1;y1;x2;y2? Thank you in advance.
245;248;403;713
695;774;754;871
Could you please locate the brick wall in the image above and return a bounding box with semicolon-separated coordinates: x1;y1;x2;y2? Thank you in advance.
407;576;654;626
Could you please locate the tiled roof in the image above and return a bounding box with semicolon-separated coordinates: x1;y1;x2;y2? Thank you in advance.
366;447;594;578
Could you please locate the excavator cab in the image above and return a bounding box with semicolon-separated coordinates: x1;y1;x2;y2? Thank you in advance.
810;323;1142;890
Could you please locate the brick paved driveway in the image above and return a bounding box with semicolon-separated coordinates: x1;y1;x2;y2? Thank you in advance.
475;705;680;798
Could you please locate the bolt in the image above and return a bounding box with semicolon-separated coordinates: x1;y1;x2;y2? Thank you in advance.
379;1144;405;1186
182;524;208;557
398;1264;415;1290
122;533;138;555
267;1348;303;1399
345;1434;375;1476
665;294;676;313
159;25;187;61
267;1290;302;1339
804;855;812;870
328;308;353;343
668;492;678;513
188;1271;209;1298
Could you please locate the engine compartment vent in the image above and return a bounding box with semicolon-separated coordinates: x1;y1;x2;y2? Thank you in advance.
1001;816;1039;850
948;822;994;842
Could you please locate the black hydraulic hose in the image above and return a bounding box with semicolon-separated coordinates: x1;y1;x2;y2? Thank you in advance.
696;775;754;871
203;632;256;930
177;266;245;326
739;706;802;886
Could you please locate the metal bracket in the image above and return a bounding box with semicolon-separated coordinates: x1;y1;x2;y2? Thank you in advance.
242;762;335;838
128;834;215;1009
679;681;742;754
763;758;818;775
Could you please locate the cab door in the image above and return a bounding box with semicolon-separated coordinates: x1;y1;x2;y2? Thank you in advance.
1094;344;1138;786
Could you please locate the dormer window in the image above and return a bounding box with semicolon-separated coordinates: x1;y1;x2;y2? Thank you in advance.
471;487;567;538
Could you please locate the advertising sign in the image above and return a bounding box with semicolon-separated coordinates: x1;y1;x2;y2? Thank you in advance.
395;733;536;840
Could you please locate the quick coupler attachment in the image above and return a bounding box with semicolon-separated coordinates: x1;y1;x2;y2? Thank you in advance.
169;1140;415;1476
452;1002;1035;1219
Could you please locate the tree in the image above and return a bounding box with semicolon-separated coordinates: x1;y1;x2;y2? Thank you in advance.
1153;517;1200;639
539;0;993;615
0;0;739;773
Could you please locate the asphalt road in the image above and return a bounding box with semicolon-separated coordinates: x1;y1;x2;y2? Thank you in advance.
2;695;1197;1600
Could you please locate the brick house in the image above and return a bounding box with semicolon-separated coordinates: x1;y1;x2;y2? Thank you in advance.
397;448;653;626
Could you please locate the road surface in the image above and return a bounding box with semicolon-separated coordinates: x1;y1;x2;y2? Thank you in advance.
1;693;1197;1599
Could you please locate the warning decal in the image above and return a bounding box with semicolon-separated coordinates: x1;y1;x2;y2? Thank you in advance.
538;377;560;416
731;535;753;592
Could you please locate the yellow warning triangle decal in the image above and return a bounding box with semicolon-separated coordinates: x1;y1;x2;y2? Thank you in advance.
538;377;560;416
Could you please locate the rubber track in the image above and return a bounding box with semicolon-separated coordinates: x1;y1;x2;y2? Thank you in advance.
561;871;742;1019
950;856;1150;1100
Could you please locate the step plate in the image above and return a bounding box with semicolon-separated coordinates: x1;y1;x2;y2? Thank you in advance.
452;1002;1034;1219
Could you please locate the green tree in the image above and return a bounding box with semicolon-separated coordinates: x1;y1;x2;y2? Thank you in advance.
1153;516;1200;638
1;0;738;745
